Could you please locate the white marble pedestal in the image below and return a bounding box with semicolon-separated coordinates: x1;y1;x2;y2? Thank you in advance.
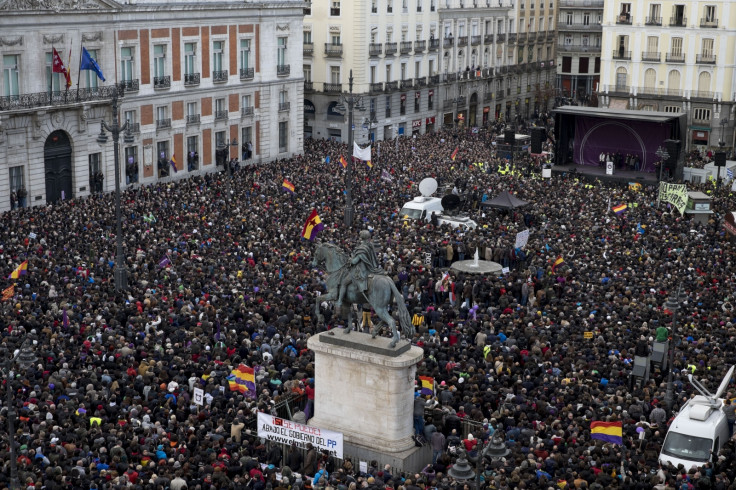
307;329;427;470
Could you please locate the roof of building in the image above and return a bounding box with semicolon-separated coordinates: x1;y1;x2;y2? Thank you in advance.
552;106;683;123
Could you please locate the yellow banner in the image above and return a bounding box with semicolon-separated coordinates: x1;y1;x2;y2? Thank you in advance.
658;182;688;215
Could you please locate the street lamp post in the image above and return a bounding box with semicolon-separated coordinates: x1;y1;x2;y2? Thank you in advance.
336;70;364;228
664;284;687;413
4;339;38;490
97;85;134;292
448;437;509;490
716;117;728;186
655;145;670;182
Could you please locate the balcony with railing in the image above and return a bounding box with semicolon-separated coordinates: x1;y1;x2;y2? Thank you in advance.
496;90;505;99
559;0;604;5
446;73;457;82
507;33;517;43
370;82;384;93
128;122;140;133
443;99;454;109
457;36;468;47
610;84;629;95
456;96;466;106
612;50;632;60
303;42;314;56
240;67;254;80
121;79;139;92
279;102;290;112
484;34;494;44
385;42;397;55
323;83;342;93
666;52;685;63
414;40;426;52
304;81;314;91
518;33;527;43
277;64;290;76
470;35;481;46
557;43;599;53
484;92;493;102
429;74;440;85
700;18;718;28
641;51;660;62
241;106;254;117
443;38;454;48
528;32;537;42
559;22;603;31
385;81;398;91
415;76;427;87
400;41;413;54
429;39;440;51
669;16;686;27
0;85;124;111
154;75;171;89
400;79;412;90
214;110;228;121
696;54;716;64
496;33;506;43
645;16;662;25
325;43;343;57
691;91;714;100
184;73;200;86
213;70;228;83
186;114;200;125
369;43;383;56
156;118;171;129
616;15;632;24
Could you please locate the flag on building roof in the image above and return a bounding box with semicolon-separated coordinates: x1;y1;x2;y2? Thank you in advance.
451;147;459;161
8;260;28;280
340;155;348;169
170;154;178;173
282;179;295;194
301;208;325;241
418;375;434;396
1;284;14;302
228;364;257;398
80;47;105;82
612;203;627;214
51;47;72;89
590;421;623;445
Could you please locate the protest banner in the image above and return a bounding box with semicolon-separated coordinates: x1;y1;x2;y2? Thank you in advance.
515;229;530;249
658;182;688;215
257;412;344;458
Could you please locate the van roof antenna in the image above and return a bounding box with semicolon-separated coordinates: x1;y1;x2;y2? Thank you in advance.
688;364;735;408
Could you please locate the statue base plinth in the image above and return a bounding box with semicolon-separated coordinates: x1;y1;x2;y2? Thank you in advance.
307;330;427;471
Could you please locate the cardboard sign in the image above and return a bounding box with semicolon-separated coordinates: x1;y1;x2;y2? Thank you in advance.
584;331;594;339
193;387;204;406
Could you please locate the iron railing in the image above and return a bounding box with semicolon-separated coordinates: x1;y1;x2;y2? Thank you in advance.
443;38;454;48
641;51;660;62
241;106;254;116
240;67;254;80
645;16;662;25
399;79;412;90
121;79;139;92
400;41;413;54
156;118;171;129
325;43;343;57
214;110;228;120
429;39;440;51
471;35;481;46
277;64;290;76
213;70;229;82
429;74;440;84
0;84;123;112
612;50;632;60
153;75;171;89
303;42;314;55
385;81;398;91
279;102;290;112
184;73;200;86
696;54;716;64
370;82;384;92
186;114;200;124
323;83;342;93
369;43;383;56
414;40;426;52
457;36;468;47
385;42;397;55
666;52;685;63
415;76;427;87
669;16;687;27
700;18;718;28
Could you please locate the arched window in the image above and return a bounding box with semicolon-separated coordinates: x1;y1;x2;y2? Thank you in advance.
667;70;681;95
644;68;656;90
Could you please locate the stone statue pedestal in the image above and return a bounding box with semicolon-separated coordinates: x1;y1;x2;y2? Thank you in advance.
307;329;428;471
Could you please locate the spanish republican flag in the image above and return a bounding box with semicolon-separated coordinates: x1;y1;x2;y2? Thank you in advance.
552;256;564;271
366;160;373;169
8;261;28;280
282;179;295;193
340;155;348;169
301;208;325;241
612;203;627;214
590;421;623;445
228;364;257;399
451;147;459;161
418;376;434;396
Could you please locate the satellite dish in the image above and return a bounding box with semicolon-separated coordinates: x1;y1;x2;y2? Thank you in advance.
714;365;735;399
441;194;461;213
418;178;438;197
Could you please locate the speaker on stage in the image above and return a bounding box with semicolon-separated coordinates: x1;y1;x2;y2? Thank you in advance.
663;139;682;181
531;128;546;154
715;151;727;167
504;129;515;145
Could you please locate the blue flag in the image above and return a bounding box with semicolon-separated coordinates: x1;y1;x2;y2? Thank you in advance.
80;47;105;81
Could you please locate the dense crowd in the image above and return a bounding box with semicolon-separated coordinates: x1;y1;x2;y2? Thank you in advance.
1;125;736;490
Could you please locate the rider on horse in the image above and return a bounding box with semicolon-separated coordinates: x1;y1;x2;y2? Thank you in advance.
337;230;385;306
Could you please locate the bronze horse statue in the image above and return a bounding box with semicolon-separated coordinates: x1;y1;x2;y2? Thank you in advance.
312;243;414;348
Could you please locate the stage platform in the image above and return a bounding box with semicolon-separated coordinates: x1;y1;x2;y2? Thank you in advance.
551;164;660;186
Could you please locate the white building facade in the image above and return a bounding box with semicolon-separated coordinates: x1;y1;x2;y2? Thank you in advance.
598;0;736;150
0;0;304;212
555;0;602;103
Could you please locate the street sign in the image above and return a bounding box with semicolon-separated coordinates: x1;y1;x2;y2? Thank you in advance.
193;387;204;406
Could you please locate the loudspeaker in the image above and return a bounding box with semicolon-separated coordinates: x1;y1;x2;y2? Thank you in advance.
504;129;515;145
531;127;545;154
715;151;727;167
663;139;682;181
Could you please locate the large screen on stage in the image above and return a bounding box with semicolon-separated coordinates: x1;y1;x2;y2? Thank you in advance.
573;115;669;173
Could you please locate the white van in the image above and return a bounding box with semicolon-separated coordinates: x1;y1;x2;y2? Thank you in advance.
399;196;444;221
658;365;734;470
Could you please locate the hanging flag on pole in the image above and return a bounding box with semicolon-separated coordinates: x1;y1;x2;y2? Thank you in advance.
590;421;623;445
451;147;459;161
8;261;28;280
80;47;105;81
365;160;373;169
52;47;72;89
282;179;295;193
301;208;325;241
339;155;348;169
228;364;257;398
612;203;627;214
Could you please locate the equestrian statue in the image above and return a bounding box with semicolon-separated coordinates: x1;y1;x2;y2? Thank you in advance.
312;230;414;348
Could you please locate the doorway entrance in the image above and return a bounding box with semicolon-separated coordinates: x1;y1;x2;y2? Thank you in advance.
44;130;73;203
